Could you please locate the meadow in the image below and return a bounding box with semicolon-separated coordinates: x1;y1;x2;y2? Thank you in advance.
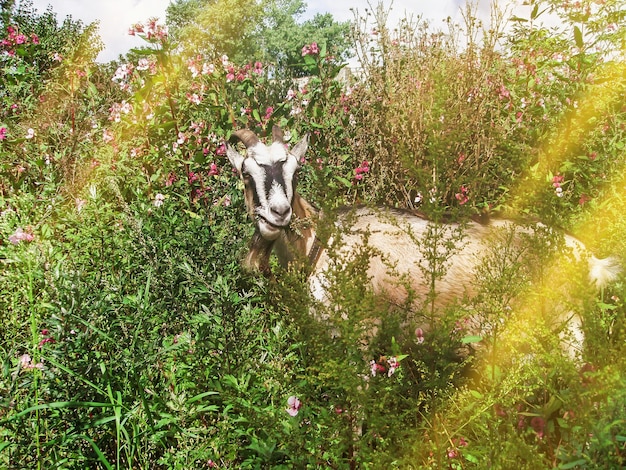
1;0;626;468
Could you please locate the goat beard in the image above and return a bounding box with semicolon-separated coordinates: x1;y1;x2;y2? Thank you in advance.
243;229;276;275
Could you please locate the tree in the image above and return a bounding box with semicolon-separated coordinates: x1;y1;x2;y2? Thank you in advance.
165;0;352;75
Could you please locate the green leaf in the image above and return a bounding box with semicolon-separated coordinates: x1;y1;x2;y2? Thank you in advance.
559;459;587;469
574;26;583;49
461;335;483;344
333;175;352;188
530;4;539;19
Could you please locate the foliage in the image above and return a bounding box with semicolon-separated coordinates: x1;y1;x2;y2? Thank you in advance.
1;0;626;468
165;0;352;77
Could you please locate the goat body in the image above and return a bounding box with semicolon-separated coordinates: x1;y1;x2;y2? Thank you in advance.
226;127;620;354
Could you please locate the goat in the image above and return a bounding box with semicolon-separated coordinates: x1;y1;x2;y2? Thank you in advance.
226;126;621;356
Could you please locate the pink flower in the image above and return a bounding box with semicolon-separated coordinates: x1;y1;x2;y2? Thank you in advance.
415;327;425;344
8;227;34;244
286;396;302;416
0;127;7;140
102;129;114;143
75;198;87;213
370;359;386;377
186;93;202;104
208;163;219;176
386;356;399;377
354;161;370;181
18;354;44;371
455;185;469;205
166;172;177;187
154;193;165;207
530;416;545;439
552;174;564;188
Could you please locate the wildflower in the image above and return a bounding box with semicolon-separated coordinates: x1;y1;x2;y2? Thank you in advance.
221;54;229;67
18;354;44;371
215;143;226;156
286;89;296;100
165;172;177;187
25;128;35;139
75;198;87;213
208;163;219;176
286;396;302;416
154;193;165;207
370;359;386;377
415;327;425;344
8;227;34;244
38;337;55;348
186;93;202;104
579;193;591;205
354;161;370;181
264;106;273;120
530;416;545;439
0;127;7;140
53;52;63;62
136;58;150;71
202;62;215;75
387;356;399;377
455;185;469;205
102;129;114;143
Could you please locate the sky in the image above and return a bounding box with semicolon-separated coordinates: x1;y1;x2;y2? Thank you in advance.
29;0;497;62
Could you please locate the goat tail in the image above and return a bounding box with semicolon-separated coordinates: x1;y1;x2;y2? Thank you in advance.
589;255;622;289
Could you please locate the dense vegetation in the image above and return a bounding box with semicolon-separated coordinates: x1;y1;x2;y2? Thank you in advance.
1;0;625;468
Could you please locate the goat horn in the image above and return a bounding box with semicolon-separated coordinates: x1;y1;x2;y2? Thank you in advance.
272;125;284;143
229;129;260;148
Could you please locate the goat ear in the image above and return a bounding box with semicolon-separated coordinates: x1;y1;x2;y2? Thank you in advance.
226;143;245;175
291;133;309;162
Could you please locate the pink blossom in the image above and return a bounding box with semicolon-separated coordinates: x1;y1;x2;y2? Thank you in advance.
286;396;302;416
0;127;7;140
386;356;399;377
215;143;226;156
455;185;469;205
369;359;386;377
186;93;201;104
415;327;425;344
208;163;219;176
75;198;87;213
154;193;165;207
18;354;44;371
354;161;370;181
9;227;34;244
166;172;177;187
530;416;545;439
102;129;114;143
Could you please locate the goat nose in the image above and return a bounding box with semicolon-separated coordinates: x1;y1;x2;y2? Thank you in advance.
271;203;291;219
